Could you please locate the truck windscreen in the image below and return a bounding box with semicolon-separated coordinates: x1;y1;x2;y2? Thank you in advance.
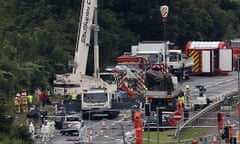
169;52;178;62
83;93;108;103
100;74;116;84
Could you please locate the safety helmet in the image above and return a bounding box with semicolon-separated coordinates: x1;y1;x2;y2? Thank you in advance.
185;85;190;89
16;93;20;97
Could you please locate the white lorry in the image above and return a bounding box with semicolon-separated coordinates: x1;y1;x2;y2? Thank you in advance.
53;0;119;119
131;41;194;81
168;49;194;80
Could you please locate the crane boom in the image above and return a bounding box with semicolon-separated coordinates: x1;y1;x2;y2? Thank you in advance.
53;0;120;119
73;0;97;75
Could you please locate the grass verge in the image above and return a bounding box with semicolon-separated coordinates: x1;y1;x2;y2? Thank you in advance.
142;128;207;144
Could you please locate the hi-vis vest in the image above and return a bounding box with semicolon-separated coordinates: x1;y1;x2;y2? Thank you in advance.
51;120;56;130
14;98;20;106
23;96;28;104
178;96;185;103
28;95;33;104
71;93;77;100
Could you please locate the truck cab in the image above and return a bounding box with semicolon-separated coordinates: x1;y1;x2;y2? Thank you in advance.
81;87;111;110
168;50;194;81
81;87;119;119
98;72;119;100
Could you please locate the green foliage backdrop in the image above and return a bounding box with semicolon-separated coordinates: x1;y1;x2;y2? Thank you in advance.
0;0;240;142
0;0;239;95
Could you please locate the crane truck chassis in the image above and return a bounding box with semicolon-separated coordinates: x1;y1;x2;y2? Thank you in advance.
53;0;120;120
142;68;184;128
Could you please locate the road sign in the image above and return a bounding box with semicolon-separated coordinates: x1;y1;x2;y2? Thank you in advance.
173;111;182;121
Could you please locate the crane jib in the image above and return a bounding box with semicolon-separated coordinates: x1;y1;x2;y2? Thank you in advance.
81;1;91;43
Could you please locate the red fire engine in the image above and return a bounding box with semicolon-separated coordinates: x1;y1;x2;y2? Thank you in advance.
229;38;240;70
184;41;232;75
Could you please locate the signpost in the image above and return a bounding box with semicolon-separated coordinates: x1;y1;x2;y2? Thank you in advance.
237;102;240;142
238;57;240;94
156;107;160;144
174;111;183;143
160;5;169;67
237;60;240;144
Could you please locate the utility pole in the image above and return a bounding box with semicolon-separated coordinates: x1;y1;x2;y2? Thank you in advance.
157;107;160;144
238;57;240;93
160;5;169;68
120;124;126;144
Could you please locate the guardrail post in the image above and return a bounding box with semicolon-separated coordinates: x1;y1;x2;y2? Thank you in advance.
156;107;160;144
237;102;240;143
203;136;207;144
238;57;240;94
177;121;180;143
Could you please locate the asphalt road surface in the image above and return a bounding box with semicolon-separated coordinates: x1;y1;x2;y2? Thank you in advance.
33;71;240;144
34;109;135;144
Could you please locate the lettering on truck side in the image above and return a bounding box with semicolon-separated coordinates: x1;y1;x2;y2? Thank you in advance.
81;0;91;43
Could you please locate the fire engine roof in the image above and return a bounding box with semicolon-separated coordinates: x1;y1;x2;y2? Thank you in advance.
117;55;134;58
231;38;240;42
136;51;162;54
188;41;225;50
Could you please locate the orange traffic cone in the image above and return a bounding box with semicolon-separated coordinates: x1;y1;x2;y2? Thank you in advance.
101;119;108;130
192;139;198;144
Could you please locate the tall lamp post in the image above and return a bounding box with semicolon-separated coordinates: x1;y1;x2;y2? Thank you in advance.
160;5;169;68
238;57;240;93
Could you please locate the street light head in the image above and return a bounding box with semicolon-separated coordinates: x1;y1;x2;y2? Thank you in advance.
160;5;169;18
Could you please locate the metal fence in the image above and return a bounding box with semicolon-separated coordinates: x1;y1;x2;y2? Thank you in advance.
174;90;239;143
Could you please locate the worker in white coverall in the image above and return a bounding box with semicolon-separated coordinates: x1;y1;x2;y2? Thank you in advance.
29;121;35;139
77;120;83;141
41;121;49;142
78;120;87;142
